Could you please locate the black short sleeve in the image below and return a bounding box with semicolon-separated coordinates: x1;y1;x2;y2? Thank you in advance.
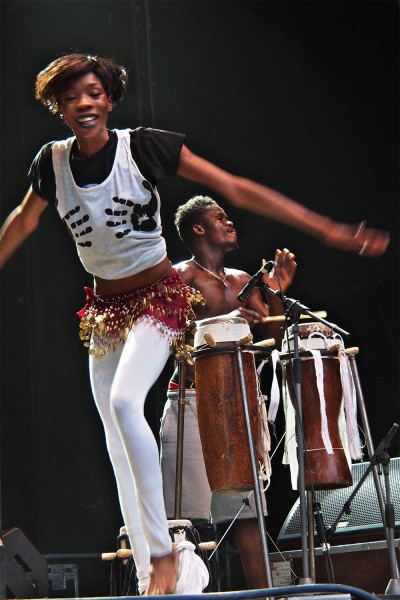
129;127;186;185
27;127;186;204
28;142;57;203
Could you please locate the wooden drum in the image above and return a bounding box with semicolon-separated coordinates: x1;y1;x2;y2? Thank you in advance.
281;323;353;490
194;317;260;494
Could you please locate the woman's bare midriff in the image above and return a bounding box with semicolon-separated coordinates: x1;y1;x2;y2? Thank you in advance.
94;256;171;295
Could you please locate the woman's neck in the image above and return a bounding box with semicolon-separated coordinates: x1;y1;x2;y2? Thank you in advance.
74;129;110;159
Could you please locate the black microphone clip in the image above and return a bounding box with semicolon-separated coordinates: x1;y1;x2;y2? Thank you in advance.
237;260;275;302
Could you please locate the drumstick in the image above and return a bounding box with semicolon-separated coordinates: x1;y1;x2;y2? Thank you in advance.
101;549;134;561
102;541;217;560
253;337;275;347
345;347;359;355
254;310;327;323
102;552;119;561
197;540;217;551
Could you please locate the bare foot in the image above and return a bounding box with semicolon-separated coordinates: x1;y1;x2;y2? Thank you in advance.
146;549;178;595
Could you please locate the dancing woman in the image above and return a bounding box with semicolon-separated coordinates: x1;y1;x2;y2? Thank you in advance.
0;53;389;594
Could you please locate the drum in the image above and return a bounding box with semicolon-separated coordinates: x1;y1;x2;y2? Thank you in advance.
111;523;211;595
194;317;260;494
281;323;353;490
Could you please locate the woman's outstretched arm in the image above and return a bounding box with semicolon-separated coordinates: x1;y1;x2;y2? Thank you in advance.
0;187;48;268
177;145;390;257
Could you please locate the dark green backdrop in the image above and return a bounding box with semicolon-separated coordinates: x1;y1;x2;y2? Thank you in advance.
1;1;398;595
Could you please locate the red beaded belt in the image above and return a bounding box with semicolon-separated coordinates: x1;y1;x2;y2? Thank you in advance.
77;268;203;359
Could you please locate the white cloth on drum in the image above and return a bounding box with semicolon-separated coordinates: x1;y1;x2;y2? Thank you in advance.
306;331;362;460
308;348;333;454
282;373;298;490
175;541;209;594
338;350;363;460
278;329;362;489
265;350;280;423
282;382;353;490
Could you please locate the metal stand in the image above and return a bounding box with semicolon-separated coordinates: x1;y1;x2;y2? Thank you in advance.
306;490;316;582
263;286;351;584
290;317;313;583
347;352;391;540
174;359;187;519
235;346;273;588
345;354;400;594
266;297;399;590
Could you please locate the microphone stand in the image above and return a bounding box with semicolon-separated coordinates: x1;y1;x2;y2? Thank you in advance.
263;284;350;584
241;275;398;589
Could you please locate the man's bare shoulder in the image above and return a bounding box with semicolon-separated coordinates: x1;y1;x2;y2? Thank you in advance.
173;259;197;284
225;267;250;281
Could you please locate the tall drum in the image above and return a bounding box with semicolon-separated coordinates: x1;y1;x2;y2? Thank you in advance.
281;323;353;490
194;317;260;494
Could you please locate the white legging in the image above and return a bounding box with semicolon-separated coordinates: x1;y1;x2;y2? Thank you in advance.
89;318;172;594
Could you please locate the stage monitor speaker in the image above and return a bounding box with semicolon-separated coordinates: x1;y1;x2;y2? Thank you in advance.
278;457;400;545
2;528;49;598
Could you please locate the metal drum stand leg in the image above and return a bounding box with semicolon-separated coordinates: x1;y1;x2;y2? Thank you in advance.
174;359;187;519
346;350;388;537
347;350;400;593
235;346;273;588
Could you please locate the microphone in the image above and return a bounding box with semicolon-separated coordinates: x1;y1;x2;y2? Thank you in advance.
237;261;275;302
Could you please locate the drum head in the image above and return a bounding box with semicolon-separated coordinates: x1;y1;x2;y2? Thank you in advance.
282;322;344;352
288;322;335;338
194;316;250;348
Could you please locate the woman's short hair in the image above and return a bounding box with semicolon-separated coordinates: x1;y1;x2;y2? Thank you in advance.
35;52;128;114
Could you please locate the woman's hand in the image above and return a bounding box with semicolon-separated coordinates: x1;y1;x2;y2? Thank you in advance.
323;220;390;257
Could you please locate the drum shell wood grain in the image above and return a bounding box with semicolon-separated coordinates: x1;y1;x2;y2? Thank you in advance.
285;355;353;490
195;350;259;494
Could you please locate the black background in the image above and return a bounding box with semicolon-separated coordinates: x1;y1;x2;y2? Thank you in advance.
1;1;398;595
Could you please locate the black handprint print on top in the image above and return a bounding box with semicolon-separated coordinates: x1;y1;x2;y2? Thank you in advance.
105;179;158;239
63;205;93;247
131;180;158;232
105;204;131;239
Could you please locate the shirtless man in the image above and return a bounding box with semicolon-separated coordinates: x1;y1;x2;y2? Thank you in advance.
160;195;297;589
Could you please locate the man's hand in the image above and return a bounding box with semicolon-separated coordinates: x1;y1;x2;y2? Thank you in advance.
225;307;266;327
267;248;297;293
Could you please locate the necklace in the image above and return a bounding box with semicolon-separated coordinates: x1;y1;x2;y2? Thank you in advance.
192;259;227;287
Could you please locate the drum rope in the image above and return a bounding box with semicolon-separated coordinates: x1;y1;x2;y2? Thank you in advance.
256;371;272;490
